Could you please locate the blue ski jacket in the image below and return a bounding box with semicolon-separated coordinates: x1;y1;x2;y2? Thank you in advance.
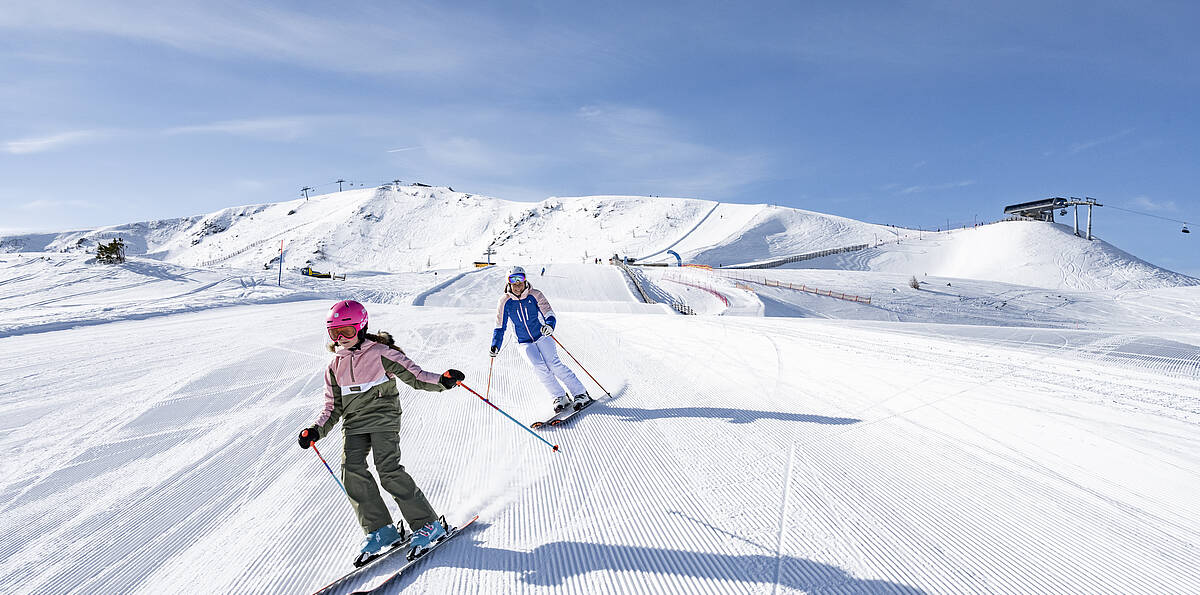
492;284;556;349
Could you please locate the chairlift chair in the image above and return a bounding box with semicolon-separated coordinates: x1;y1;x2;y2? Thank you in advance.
1183;225;1191;234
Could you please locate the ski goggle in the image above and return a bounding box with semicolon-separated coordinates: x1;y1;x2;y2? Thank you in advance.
508;273;526;283
328;325;359;341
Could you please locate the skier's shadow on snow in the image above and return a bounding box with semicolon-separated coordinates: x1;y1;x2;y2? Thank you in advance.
583;385;860;426
379;522;925;593
598;405;860;425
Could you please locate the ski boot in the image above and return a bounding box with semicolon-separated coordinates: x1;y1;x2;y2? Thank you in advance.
571;392;593;410
407;517;448;560
354;523;406;567
552;393;572;413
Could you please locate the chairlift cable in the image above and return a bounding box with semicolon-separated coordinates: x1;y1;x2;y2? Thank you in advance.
1105;204;1190;226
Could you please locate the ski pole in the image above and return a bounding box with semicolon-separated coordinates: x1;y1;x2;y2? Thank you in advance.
486;357;494;400
551;336;611;397
456;381;560;453
308;441;349;498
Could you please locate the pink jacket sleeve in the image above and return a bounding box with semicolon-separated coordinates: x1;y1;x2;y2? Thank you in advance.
379;345;446;392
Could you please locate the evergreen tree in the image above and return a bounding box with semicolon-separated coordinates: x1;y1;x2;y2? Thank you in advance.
96;238;126;264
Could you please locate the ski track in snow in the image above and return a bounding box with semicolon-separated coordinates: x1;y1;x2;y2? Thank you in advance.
1;257;1198;594
635;201;721;261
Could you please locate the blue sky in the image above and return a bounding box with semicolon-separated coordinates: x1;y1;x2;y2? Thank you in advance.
2;1;1197;275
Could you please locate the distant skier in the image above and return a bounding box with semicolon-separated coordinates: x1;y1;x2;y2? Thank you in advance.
490;265;592;413
298;299;465;566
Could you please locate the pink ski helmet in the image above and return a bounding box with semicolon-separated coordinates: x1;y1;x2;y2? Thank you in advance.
326;299;368;340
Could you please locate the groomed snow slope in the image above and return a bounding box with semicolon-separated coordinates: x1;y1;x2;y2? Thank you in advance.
415;263;666;314
679;206;903;268
0;190;902;276
0;190;742;273
0;254;451;338
638;265;1200;331
2;190;1199;594
802;220;1198;291
3;190;1193;295
2;262;1198;594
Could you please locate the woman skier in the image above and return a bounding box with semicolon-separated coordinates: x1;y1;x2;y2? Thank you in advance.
490;266;592;414
298;299;465;566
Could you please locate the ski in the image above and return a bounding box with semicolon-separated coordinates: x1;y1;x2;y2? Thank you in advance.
350;515;480;594
310;534;412;595
530;397;597;429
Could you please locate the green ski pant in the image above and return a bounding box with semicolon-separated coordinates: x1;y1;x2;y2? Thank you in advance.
341;431;438;535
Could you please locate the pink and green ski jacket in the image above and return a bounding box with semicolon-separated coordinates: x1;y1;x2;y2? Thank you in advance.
314;337;446;438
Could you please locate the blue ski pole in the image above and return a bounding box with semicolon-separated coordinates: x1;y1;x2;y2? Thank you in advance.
456;380;560;453
306;438;349;497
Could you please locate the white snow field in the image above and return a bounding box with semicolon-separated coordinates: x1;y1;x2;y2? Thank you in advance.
0;187;909;274
2;190;1199;594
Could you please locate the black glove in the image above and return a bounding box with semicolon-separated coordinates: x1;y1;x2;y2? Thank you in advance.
489;346;499;357
298;425;320;449
439;369;465;389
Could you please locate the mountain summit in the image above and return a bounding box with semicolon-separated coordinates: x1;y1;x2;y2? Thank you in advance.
1;185;1194;290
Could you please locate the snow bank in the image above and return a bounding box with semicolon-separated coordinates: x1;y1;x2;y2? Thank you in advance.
803;220;1198;291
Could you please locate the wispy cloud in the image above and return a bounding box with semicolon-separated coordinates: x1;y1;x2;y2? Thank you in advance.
422;136;545;177
4;117;328;153
1131;195;1177;212
233;179;268;192
164;117;315;140
381;103;768;201
0;3;492;75
1069;128;1135;154
3;130;102;154
571;104;770;197
898;180;975;195
0;49;87;64
385;146;422;153
18;199;95;211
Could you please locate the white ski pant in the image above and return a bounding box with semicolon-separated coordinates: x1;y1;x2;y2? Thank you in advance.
522;335;586;398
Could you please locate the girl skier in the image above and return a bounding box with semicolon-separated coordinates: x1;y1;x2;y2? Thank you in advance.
298;299;465;566
489;266;592;414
